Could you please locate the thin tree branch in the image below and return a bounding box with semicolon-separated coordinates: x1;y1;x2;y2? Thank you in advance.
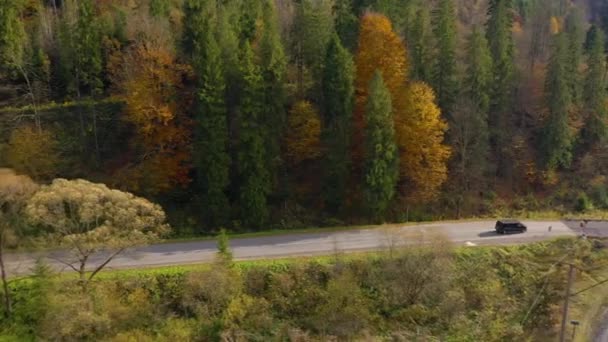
47;256;79;273
88;248;125;281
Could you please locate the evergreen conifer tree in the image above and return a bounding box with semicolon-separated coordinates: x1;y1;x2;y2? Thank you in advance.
0;0;26;72
451;27;492;192
410;6;434;83
237;43;270;229
564;9;585;107
75;0;102;96
542;33;573;169
321;34;355;213
582;27;608;147
432;0;458;116
363;71;398;219
260;1;287;191
486;0;515;171
194;23;231;228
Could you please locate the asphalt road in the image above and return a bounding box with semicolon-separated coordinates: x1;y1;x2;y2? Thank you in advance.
4;220;576;276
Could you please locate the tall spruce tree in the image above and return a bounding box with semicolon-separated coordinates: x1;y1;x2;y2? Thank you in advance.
564;8;585;107
237;43;270;229
291;0;333;99
74;0;102;96
582;27;608;147
194;23;231;228
363;71;398;219
0;0;26;72
542;33;573;169
182;0;211;58
333;0;359;50
410;6;433;83
57;0;102;98
486;0;515;170
465;28;493;115
432;0;458;117
451;27;492;192
259;1;287;191
321;34;355;214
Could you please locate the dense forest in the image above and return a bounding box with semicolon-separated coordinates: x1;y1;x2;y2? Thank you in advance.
1;0;608;233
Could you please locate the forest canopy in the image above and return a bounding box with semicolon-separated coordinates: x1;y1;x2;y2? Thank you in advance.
1;0;608;233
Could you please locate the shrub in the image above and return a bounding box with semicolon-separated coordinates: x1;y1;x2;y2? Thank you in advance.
591;186;608;209
575;192;594;212
309;272;373;338
221;295;274;339
181;263;241;318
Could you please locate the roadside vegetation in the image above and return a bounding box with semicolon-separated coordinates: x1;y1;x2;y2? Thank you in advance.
1;237;606;341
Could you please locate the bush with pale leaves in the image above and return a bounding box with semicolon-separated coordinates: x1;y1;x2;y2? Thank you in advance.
24;179;170;281
25;179;170;252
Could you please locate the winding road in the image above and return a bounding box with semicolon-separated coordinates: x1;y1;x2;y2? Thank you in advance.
4;220;576;276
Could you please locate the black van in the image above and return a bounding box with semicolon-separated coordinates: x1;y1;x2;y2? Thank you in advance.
495;220;527;234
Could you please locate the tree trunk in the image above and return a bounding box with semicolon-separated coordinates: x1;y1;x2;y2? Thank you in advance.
18;65;41;133
0;238;12;318
78;255;88;290
92;109;100;165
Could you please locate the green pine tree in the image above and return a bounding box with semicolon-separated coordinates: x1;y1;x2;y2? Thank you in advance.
465;27;493;116
0;0;26;72
486;0;515;170
451;27;492;192
333;0;359;50
259;1;287;191
363;71;398;220
238;0;262;43
321;34;355;214
410;6;434;83
216;3;241;112
564;8;585;107
194;25;231;228
182;0;213;58
582;27;608;147
542;33;573;169
74;0;102;96
291;0;333;100
432;0;458;116
237;43;270;229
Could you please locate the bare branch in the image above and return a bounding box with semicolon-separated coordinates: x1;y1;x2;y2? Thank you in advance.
88;248;125;281
47;256;79;273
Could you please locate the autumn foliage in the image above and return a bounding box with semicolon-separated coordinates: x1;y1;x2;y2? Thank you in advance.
354;13;408;165
285;101;322;165
395;82;451;203
110;39;192;195
355;13;449;204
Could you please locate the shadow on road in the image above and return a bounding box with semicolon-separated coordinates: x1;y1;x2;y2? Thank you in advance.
478;231;498;238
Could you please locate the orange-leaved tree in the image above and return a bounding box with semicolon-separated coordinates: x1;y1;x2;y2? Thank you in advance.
354;13;409;167
109;38;192;195
394;82;451;203
284;100;322;166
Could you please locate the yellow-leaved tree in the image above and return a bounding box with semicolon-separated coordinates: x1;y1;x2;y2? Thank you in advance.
394;82;451;203
354;13;408;166
354;13;450;206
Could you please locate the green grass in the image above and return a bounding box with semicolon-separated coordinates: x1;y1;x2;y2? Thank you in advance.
9;251;383;284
